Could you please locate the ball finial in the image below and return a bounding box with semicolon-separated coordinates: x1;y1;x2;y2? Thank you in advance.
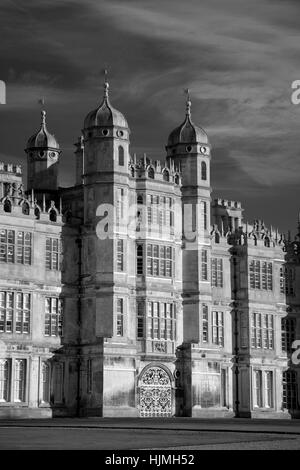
103;69;109;99
184;88;191;116
41;109;46;126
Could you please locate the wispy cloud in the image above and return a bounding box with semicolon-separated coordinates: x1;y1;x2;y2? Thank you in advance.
0;0;300;232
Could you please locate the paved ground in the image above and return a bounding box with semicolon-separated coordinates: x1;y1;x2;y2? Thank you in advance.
0;417;300;450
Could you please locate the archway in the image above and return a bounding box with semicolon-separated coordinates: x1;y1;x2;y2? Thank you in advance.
139;366;172;417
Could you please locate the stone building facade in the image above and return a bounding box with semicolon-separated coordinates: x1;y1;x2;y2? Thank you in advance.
0;80;299;419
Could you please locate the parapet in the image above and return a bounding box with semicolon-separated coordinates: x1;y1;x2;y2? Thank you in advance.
0;186;63;224
210;217;285;249
129;154;181;185
213;198;242;209
0;162;22;174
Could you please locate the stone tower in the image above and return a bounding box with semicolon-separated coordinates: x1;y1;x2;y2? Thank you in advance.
82;77;130;337
166;93;212;344
25;110;60;193
166;93;213;415
78;77;133;415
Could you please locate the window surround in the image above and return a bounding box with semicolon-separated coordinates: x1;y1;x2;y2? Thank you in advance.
146;243;174;278
0;291;31;334
280;266;295;296
116;297;125;337
46;237;60;271
146;301;176;342
44;297;63;337
249;260;273;291
281;317;296;353
200;305;225;348
137;300;145;339
211;257;223;287
282;370;298;410
251;312;274;350
252;369;274;409
116;238;125;272
39;361;51;405
0;228;32;265
201;249;208;281
0;358;27;404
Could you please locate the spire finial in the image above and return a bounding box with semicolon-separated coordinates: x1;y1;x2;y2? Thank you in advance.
38;97;46;127
184;88;191;116
103;69;109;99
41;109;46;127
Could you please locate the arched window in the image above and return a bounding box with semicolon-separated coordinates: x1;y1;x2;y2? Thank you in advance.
252;234;257;246
137;195;143;205
201;161;207;180
264;237;270;247
49;209;57;222
22;202;30;215
34;207;40;220
4;199;11;213
174;174;179;185
148;167;154;179
163;170;169;182
118;146;124;166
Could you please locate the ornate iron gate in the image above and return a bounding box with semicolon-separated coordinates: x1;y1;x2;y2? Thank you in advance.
139;366;172;417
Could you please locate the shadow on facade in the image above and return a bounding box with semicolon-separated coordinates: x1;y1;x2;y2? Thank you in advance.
282;239;300;418
44;207;88;417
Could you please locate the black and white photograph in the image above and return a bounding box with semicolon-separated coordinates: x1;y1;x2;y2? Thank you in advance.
0;0;300;457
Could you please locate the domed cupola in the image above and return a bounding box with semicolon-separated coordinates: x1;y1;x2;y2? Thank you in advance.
27;110;59;150
166;90;211;190
167;93;209;148
25;109;60;192
82;73;130;179
84;78;129;131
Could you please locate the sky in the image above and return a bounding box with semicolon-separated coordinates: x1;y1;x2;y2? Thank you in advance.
1;0;300;234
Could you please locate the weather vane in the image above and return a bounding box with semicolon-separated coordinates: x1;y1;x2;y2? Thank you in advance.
184;88;191;115
103;65;110;84
184;88;190;101
103;68;109;99
38;97;45;108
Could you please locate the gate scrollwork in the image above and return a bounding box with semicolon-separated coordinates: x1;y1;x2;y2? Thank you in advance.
139;367;172;417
